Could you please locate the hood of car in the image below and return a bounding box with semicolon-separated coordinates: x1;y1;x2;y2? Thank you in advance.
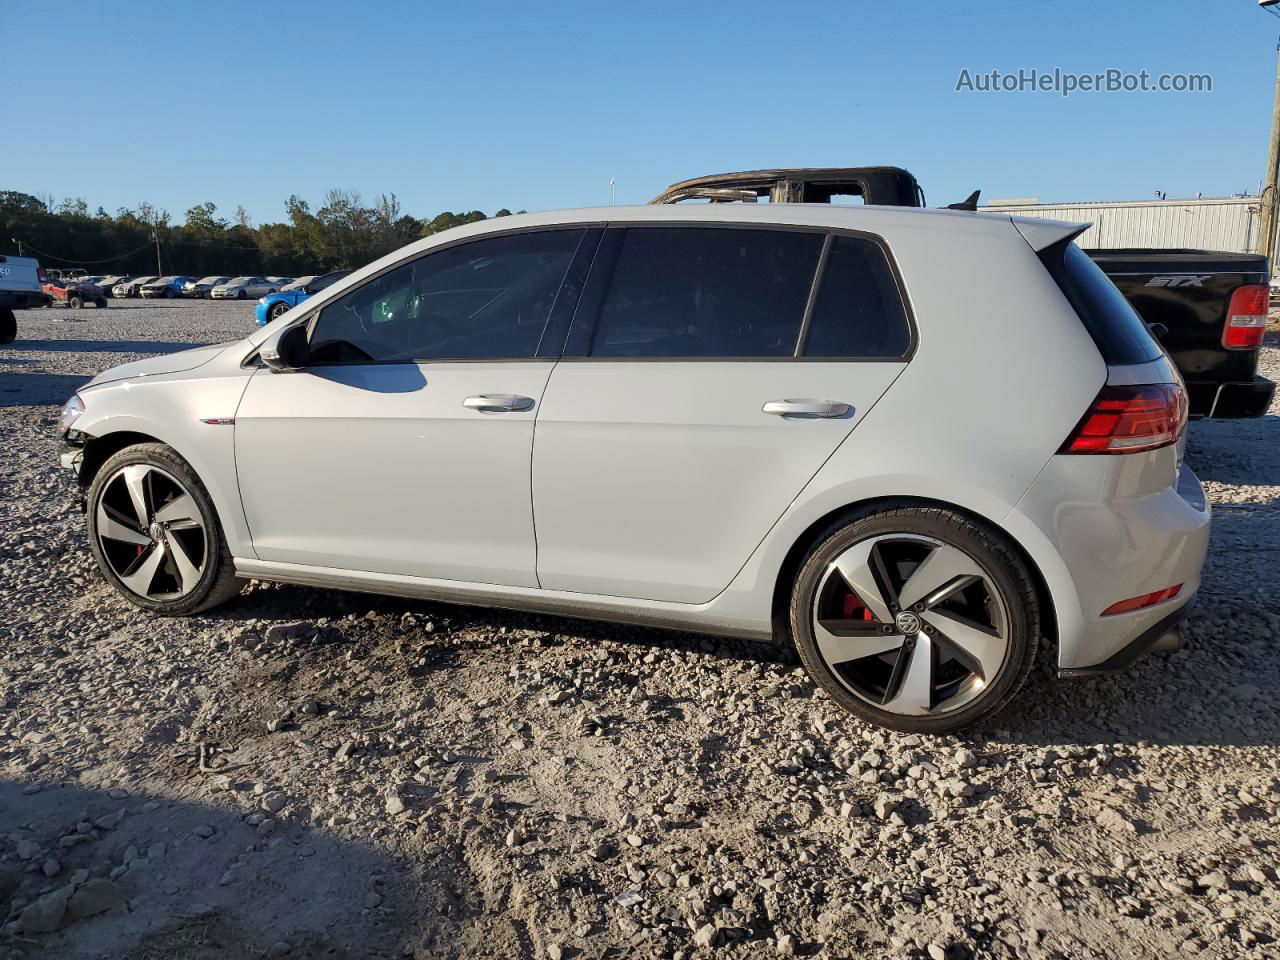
84;342;234;388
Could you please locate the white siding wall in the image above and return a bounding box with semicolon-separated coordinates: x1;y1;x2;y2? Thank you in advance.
983;196;1260;253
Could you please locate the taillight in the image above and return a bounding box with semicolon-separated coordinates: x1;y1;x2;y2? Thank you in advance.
1101;584;1182;616
1222;284;1268;349
1060;383;1187;454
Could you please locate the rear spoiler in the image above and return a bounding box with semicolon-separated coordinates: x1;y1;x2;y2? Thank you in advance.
1011;218;1091;252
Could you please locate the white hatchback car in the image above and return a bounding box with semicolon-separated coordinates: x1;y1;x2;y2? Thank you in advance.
57;205;1209;733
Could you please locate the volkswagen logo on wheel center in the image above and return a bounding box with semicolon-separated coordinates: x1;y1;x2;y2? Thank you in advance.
895;611;923;636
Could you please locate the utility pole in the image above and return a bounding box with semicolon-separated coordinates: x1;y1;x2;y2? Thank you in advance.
1258;4;1280;266
610;177;617;205
11;238;24;256
153;231;162;275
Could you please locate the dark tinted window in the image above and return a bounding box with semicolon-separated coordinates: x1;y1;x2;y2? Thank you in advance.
1042;241;1162;365
589;227;823;358
803;236;910;357
309;229;583;362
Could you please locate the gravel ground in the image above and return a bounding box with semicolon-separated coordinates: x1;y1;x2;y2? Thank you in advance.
1;300;1278;960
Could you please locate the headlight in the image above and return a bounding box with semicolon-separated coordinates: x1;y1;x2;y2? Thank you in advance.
59;394;85;435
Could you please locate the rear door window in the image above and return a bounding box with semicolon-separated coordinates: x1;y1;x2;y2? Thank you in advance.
586;226;824;358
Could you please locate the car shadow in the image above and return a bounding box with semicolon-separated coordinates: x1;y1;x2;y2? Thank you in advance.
0;372;93;407
202;579;1280;750
0;778;445;959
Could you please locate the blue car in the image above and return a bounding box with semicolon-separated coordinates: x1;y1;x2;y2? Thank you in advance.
254;270;351;325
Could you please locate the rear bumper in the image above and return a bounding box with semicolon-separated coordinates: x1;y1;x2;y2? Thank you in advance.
0;291;47;310
1189;377;1275;419
1058;594;1193;677
1006;457;1211;673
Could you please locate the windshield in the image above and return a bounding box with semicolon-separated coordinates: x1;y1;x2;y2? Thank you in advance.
226;277;250;285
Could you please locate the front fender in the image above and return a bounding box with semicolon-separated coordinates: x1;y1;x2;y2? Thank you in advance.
72;368;257;558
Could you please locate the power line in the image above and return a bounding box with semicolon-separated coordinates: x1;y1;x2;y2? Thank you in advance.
18;239;157;265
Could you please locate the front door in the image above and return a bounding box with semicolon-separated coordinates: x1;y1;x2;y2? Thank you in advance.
235;227;591;587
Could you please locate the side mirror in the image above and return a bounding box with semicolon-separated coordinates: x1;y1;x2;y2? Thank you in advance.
1146;321;1169;341
260;323;309;372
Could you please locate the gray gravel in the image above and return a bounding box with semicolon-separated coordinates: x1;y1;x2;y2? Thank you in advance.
1;301;1279;959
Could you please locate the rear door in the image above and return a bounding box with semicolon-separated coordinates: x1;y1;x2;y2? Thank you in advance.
532;224;913;603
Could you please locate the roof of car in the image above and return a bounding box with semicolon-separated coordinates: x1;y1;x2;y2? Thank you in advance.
398;203;1087;255
246;203;1087;348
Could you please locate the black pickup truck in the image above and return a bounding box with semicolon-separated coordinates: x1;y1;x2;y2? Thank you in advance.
651;167;1274;418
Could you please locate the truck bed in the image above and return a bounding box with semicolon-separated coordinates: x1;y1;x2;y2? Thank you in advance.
1089;249;1272;418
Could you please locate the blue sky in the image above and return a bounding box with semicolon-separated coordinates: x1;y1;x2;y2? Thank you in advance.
4;0;1277;223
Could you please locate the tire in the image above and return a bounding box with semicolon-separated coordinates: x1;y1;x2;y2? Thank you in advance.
95;298;108;308
236;290;246;300
789;504;1039;734
0;308;15;344
69;295;84;309
269;301;290;322
164;288;175;299
86;443;245;616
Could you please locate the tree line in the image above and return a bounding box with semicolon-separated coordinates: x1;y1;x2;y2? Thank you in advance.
0;189;520;277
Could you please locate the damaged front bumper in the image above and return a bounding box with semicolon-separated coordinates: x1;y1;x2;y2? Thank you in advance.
59;433;89;511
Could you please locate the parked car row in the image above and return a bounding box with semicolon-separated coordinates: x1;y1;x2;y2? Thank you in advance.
71;274;301;299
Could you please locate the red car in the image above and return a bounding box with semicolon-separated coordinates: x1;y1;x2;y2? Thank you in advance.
40;269;108;309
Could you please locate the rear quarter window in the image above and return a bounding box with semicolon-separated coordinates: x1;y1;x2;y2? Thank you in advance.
801;235;911;358
1041;240;1163;365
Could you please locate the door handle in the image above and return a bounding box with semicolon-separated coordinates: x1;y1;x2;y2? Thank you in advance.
762;399;851;418
462;394;535;412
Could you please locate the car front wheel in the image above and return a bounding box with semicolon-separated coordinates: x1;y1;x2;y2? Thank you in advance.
269;301;290;321
86;443;244;615
789;505;1039;734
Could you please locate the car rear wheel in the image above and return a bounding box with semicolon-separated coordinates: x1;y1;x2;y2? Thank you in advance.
0;308;15;344
789;505;1039;734
69;295;84;309
86;443;244;615
95;298;108;308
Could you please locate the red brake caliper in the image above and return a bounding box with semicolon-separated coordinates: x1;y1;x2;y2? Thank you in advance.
842;593;874;621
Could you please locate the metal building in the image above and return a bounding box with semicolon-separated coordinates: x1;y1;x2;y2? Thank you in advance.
982;195;1262;253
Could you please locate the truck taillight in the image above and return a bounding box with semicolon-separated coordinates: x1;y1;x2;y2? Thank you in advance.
1222;284;1268;349
1060;383;1188;454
